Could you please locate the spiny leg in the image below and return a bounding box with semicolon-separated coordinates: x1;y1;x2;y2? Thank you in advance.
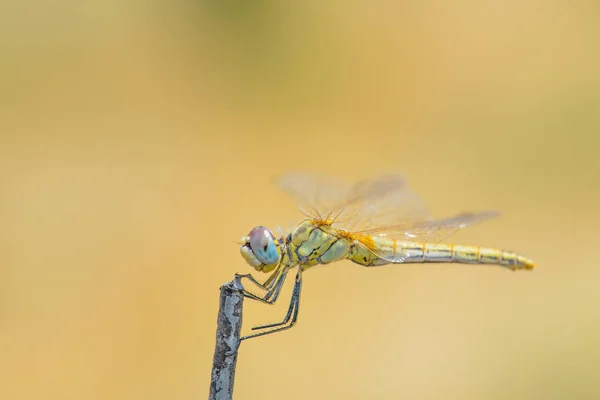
253;269;302;330
249;272;302;337
251;267;288;304
235;267;279;291
241;290;273;305
264;268;288;302
240;269;303;341
242;293;298;340
239;267;289;306
263;267;284;289
235;266;281;302
251;284;298;330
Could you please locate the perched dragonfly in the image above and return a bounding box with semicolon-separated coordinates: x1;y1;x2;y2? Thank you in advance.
238;172;534;341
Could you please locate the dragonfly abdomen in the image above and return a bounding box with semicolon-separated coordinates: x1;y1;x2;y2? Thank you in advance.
419;243;534;270
352;236;534;271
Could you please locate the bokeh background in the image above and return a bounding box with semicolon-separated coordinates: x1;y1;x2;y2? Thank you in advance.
1;1;599;399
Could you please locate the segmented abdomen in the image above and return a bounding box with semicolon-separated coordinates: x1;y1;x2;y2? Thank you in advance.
350;236;534;271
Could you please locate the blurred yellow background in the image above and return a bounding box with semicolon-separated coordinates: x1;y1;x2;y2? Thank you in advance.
1;1;599;399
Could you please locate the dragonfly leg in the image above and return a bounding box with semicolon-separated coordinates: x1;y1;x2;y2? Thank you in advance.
264;268;289;302
241;290;273;305
240;269;303;341
240;267;289;306
263;267;284;290
236;263;284;292
235;272;271;291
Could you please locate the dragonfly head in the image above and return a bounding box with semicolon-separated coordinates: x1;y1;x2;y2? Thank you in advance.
240;226;282;273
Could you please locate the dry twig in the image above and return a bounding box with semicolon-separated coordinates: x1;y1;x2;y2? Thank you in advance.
208;278;244;400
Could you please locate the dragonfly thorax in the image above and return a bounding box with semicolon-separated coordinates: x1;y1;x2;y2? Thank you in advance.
240;226;283;273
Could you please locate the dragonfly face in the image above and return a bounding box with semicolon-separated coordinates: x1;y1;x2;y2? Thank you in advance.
240;226;282;273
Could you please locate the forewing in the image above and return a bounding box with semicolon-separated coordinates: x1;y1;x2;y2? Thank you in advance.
274;171;432;230
344;180;433;231
274;171;353;220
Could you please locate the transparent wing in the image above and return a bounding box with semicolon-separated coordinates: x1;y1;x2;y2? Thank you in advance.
274;171;353;220
357;211;501;262
347;179;433;231
274;171;433;231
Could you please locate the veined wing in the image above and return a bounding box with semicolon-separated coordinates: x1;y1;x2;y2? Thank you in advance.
356;211;500;262
274;171;433;232
275;171;501;262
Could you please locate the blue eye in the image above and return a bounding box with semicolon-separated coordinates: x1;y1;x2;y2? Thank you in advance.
248;226;280;264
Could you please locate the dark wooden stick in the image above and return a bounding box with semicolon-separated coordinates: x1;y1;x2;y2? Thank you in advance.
208;277;244;400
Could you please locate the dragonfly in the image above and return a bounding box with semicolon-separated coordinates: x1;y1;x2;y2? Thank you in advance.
237;171;534;341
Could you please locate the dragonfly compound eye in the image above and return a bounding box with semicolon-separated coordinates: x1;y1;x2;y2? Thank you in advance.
248;226;280;265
